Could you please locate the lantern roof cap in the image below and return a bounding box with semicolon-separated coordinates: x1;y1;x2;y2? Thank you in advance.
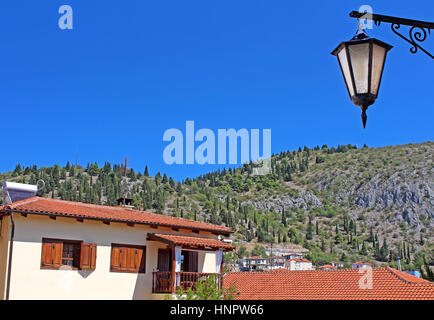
331;32;393;56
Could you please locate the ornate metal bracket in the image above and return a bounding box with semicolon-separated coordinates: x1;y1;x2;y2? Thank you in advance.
350;11;434;59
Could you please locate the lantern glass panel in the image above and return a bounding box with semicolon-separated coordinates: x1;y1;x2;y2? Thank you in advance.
348;43;370;94
370;44;386;96
337;46;355;96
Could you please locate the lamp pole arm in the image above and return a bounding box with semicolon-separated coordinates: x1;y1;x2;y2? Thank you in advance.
349;11;434;59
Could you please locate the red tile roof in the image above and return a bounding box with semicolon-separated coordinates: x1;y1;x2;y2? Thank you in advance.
147;233;234;251
270;268;290;272
285;258;312;263
319;265;337;269
0;197;231;235
224;267;434;300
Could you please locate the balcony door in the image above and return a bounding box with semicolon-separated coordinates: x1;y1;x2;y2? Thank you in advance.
157;248;172;272
181;250;198;272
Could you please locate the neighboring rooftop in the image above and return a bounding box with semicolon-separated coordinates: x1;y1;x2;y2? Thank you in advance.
0;197;232;235
285;258;312;263
319;265;337;269
224;268;434;300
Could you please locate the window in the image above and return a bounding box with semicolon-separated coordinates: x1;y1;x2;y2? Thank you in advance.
110;244;146;273
41;238;97;270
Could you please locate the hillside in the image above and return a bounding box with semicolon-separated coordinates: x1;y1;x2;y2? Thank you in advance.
1;141;433;271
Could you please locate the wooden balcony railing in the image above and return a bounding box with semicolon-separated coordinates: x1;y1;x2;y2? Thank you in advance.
152;271;221;293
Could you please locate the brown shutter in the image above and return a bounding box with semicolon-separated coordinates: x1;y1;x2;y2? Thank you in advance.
41;239;65;269
90;244;97;269
111;244;145;273
135;247;146;273
110;246;121;271
189;251;198;272
41;242;53;267
80;243;97;270
158;249;171;272
127;248;137;272
52;241;63;268
119;247;128;271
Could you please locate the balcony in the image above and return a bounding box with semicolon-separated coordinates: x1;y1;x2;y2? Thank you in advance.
152;271;221;293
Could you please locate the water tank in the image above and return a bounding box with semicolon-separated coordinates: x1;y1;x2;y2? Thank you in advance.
2;181;38;204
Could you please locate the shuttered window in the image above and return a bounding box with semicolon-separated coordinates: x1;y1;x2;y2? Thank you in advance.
80;243;97;270
110;244;146;273
41;238;97;270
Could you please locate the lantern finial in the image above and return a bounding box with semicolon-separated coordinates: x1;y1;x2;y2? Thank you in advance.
361;107;368;128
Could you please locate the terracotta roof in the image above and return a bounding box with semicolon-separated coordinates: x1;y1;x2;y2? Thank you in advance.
319;265;337;269
285;258;312;263
147;233;234;251
223;268;434;300
270;268;290;272
0;197;231;235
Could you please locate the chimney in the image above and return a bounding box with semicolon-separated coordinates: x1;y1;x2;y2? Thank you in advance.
397;256;402;271
116;197;134;209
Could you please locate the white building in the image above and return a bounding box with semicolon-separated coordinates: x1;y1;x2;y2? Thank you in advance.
284;258;313;271
0;196;233;300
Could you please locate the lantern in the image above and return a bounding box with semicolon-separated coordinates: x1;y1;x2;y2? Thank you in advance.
331;30;392;128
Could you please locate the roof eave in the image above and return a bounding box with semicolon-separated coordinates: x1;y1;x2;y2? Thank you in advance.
3;208;232;236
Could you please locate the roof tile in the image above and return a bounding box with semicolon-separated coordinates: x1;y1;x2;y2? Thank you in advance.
224;267;434;300
0;197;231;234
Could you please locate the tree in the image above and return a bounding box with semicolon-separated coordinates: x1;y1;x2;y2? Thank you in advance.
171;275;237;300
420;256;434;282
306;216;314;240
144;165;149;176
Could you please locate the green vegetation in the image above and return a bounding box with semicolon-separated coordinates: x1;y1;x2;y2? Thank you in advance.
169;275;237;300
1;141;433;272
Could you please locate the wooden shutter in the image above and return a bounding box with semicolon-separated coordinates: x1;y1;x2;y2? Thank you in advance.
41;239;62;268
158;249;171;272
80;243;97;270
41;241;53;267
189;251;198;272
127;248;136;272
110;246;121;271
135;247;146;273
111;244;145;273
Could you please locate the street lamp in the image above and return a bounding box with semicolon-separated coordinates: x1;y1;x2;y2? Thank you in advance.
331;30;392;128
332;11;434;128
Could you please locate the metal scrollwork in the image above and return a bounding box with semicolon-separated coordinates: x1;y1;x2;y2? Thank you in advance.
391;23;433;59
349;11;434;59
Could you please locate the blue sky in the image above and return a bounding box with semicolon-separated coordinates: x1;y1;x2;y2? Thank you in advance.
0;1;433;180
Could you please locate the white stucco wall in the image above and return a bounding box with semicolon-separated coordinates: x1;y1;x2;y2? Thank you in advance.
285;260;313;271
0;216;11;299
7;214;221;300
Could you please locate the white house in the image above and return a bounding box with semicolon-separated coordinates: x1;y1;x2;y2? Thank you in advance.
352;261;373;269
284;258;313;271
0;196;233;300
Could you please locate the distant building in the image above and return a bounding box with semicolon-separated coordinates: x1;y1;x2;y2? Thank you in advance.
268;256;286;269
282;253;305;261
240;256;269;271
352;261;373;269
318;265;337;270
284;258;313;271
330;262;344;268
